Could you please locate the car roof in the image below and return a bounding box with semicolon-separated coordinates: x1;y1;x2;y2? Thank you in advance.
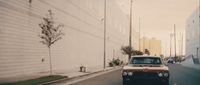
131;55;161;58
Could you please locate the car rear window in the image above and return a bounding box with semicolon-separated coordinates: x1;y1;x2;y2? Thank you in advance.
130;57;162;64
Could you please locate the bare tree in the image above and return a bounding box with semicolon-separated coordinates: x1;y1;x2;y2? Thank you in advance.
133;50;143;55
121;45;134;60
39;10;64;75
121;45;144;60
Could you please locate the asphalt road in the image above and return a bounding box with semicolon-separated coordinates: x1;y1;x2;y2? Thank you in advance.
59;64;200;85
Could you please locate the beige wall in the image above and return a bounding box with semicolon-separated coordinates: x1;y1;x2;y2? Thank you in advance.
0;0;129;78
132;29;139;50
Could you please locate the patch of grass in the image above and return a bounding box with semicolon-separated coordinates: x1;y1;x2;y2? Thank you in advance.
0;75;67;85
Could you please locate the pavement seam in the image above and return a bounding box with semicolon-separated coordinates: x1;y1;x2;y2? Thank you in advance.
66;67;121;85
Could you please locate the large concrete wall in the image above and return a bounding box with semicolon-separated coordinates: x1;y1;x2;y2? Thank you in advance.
0;0;129;78
185;8;200;68
186;8;199;58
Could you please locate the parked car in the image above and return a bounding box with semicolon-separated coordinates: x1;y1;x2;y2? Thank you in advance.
122;55;169;85
167;59;174;64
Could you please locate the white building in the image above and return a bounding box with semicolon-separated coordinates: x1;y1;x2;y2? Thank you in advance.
186;8;199;58
0;0;130;78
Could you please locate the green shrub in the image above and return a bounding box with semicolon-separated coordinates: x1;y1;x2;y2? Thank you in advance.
108;59;123;67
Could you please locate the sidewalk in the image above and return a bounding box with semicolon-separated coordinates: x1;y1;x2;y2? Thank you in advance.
41;66;121;85
54;66;117;78
0;66;120;84
181;58;200;70
0;72;49;83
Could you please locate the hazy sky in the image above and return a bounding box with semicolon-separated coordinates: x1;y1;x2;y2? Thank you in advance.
118;0;198;56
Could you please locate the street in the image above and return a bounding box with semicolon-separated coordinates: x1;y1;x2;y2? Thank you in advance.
58;64;200;85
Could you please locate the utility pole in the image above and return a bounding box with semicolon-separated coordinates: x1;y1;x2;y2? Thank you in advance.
129;0;133;60
113;49;115;61
170;33;173;57
165;42;167;57
139;17;141;51
197;48;199;58
178;33;181;57
103;0;107;69
198;0;200;59
174;24;177;62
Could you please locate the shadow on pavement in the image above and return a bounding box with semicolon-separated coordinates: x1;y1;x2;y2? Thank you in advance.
126;82;168;85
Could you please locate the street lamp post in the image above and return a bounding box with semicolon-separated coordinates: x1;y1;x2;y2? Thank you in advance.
128;0;133;60
103;0;107;69
198;0;200;60
174;24;177;62
139;17;141;51
197;48;199;58
170;33;173;57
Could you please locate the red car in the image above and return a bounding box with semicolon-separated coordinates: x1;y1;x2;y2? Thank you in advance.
122;56;169;85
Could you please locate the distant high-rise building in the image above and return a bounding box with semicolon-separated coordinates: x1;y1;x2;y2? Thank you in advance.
140;37;162;56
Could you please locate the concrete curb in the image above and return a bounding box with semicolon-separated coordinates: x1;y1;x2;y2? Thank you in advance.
181;64;200;70
38;67;122;85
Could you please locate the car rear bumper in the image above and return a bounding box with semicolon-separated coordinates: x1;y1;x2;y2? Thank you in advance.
123;76;169;84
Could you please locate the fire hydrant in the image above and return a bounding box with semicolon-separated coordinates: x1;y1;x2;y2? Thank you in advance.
80;66;86;72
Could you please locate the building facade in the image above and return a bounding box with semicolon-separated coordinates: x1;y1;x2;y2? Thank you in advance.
0;0;130;78
186;8;199;58
140;37;162;56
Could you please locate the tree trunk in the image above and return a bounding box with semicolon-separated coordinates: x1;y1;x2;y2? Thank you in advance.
48;47;52;75
128;54;131;61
